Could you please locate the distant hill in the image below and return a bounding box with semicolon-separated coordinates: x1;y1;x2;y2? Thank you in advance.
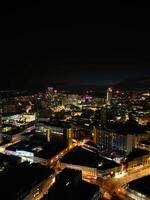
64;77;150;92
52;77;150;93
116;77;150;90
46;77;150;93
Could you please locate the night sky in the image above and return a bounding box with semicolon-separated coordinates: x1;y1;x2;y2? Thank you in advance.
0;2;150;90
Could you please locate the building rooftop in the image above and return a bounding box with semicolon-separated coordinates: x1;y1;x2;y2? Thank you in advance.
2;111;23;116
44;121;71;129
0;153;21;172
42;168;100;200
139;140;150;146
35;144;67;159
105;121;147;135
61;146;118;171
0;162;54;199
54;168;82;189
126;148;149;162
98;160;120;171
2;127;23;135
61;146;102;168
0;153;21;164
6;140;67;159
6;140;40;153
2;122;35;136
128;175;150;197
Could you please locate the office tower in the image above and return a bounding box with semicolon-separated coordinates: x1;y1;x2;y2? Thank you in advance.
106;87;112;105
0;100;3;143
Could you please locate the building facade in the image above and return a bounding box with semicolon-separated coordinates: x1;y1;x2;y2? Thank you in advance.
96;127;137;154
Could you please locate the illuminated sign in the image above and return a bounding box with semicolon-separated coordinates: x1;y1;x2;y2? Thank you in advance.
51;127;64;135
85;96;92;100
115;90;120;95
16;150;34;157
52;131;63;135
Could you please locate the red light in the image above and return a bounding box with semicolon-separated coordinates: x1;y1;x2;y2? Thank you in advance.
115;90;120;94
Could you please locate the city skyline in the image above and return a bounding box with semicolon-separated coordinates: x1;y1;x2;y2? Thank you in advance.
1;3;150;200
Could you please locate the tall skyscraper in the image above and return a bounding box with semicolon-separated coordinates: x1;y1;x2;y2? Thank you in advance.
48;87;54;94
47;87;54;98
0;100;3;144
101;106;107;123
106;87;112;105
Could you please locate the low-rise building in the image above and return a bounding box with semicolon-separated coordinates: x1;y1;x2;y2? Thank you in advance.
125;148;150;171
60;146;120;179
5;140;69;166
138;140;150;151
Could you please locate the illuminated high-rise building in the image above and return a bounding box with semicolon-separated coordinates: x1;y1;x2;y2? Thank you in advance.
100;106;107;123
49;125;73;148
67;94;79;106
36;122;73;147
48;87;54;94
106;87;112;105
0;100;3;144
47;87;54;98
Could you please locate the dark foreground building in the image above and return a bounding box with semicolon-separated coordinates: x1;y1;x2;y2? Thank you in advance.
127;175;150;200
42;168;101;200
0;162;54;200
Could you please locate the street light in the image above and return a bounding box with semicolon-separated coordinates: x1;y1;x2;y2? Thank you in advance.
117;188;121;192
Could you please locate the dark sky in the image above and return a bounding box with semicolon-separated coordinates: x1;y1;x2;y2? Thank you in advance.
0;2;150;90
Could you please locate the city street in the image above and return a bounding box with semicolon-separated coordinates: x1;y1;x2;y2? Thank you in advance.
95;164;150;199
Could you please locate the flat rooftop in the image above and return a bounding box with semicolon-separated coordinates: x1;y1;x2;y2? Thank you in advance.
2;127;24;135
61;146;101;168
6;140;67;159
2;122;35;135
98;160;120;171
128;175;150;197
0;153;21;164
61;146;119;170
140;140;150;146
2;111;23;116
0;162;54;199
42;168;100;200
105;122;147;135
44;121;71;129
126;148;149;162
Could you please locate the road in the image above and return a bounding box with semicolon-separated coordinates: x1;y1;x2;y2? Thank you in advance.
94;164;150;199
106;166;150;200
113;165;150;199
